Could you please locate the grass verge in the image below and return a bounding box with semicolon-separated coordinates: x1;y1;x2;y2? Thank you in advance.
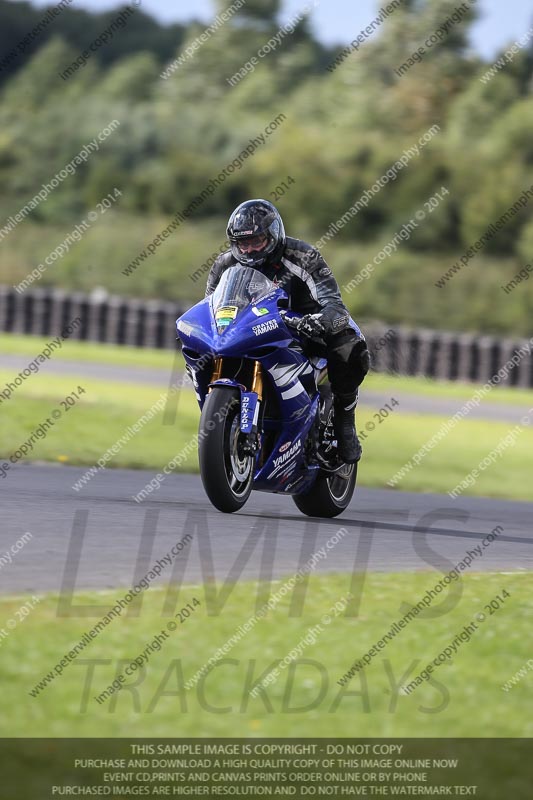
0;332;175;369
5;571;531;737
0;371;198;472
367;372;533;407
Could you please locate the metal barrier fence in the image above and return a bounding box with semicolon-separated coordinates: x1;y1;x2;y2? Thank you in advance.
0;286;180;350
364;324;533;388
1;286;532;387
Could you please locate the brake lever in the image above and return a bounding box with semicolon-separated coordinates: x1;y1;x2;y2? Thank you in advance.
279;310;300;330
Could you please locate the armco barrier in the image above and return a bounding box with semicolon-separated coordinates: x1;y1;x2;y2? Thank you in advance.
0;286;532;387
364;324;533;388
0;286;181;350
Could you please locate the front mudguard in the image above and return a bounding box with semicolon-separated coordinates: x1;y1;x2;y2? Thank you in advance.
207;380;259;434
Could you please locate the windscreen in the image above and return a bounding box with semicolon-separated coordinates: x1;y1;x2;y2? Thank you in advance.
211;266;276;332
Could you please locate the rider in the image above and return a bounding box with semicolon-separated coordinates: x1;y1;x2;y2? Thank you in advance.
205;199;370;463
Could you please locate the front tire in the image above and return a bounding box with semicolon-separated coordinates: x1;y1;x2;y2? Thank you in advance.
292;463;357;518
198;388;254;513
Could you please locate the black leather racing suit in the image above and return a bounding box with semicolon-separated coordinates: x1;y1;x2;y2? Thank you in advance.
205;236;370;401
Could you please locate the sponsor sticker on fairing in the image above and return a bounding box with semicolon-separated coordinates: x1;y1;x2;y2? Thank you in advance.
273;439;302;468
240;392;258;434
252;306;269;316
266;439;303;480
216;306;239;330
216;306;238;321
252;319;279;336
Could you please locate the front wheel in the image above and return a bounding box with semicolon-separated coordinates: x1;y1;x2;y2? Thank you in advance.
292;463;357;518
198;387;254;513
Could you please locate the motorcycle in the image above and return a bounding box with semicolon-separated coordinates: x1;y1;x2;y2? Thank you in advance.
176;265;358;517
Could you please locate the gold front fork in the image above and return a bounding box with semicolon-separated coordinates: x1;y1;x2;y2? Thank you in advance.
251;361;263;401
209;358;263;399
209;357;223;390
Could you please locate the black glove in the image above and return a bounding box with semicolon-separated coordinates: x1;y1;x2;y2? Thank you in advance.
293;313;326;339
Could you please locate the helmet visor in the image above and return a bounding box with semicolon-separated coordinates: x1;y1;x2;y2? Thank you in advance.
235;233;268;254
228;212;283;267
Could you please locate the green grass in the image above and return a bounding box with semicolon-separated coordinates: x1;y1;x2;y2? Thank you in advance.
4;572;531;737
1;368;532;499
367;371;533;407
0;371;199;471
359;409;533;501
0;332;176;369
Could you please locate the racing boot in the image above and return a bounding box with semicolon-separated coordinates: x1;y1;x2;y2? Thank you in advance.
333;392;362;464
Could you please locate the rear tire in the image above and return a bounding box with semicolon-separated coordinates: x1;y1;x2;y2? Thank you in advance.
198;388;254;513
292;463;357;518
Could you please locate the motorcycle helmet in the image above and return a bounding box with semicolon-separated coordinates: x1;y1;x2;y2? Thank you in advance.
227;199;286;268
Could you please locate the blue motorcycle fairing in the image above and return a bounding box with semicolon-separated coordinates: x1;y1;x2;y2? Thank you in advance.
253;391;320;495
203;376;319;495
176;276;325;496
177;293;294;409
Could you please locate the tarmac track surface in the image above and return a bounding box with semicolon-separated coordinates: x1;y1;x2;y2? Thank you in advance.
1;465;531;598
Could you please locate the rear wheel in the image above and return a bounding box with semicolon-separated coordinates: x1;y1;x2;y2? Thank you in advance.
198;388;254;513
292;463;357;518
